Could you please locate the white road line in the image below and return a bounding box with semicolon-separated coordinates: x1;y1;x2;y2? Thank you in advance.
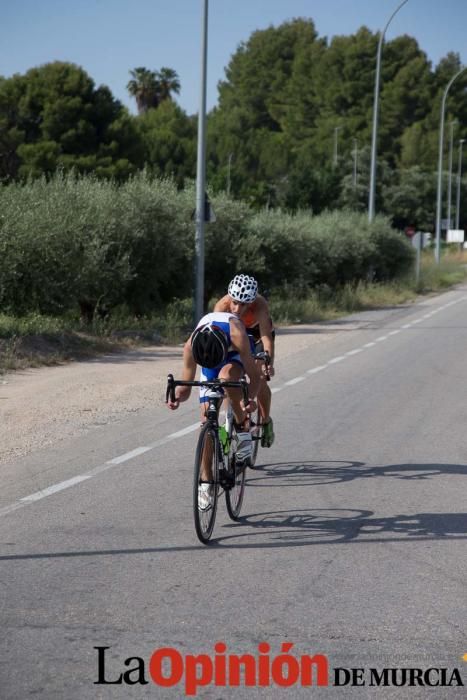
168;423;200;439
307;365;327;374
0;426;202;517
345;348;364;356
328;356;346;364
20;475;93;502
284;376;306;386
0;502;27;518
108;446;152;464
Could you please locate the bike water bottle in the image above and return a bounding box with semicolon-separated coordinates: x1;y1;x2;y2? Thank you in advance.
218;425;229;455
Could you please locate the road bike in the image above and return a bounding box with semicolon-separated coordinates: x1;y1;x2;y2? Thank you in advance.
166;374;250;544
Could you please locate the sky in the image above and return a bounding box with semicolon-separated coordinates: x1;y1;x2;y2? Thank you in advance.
1;0;467;116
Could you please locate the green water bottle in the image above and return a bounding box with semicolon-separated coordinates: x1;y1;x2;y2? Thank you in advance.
218;425;230;455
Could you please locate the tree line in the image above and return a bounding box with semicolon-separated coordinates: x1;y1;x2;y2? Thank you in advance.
0;171;414;318
1;18;466;230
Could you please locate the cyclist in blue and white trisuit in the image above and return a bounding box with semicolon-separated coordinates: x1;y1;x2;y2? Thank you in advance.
167;311;260;468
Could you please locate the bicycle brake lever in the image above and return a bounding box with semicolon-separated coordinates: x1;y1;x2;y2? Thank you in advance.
166;374;175;403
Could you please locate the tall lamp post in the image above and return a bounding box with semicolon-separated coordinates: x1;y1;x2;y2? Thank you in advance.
435;66;467;263
455;138;465;230
446;120;457;230
194;0;209;323
368;0;409;222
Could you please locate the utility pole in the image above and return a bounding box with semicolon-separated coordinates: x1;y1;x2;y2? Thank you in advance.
446;120;457;230
194;0;208;324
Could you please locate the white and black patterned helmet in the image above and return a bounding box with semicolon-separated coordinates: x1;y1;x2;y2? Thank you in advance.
228;274;258;303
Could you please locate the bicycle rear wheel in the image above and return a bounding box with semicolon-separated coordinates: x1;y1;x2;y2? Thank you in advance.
250;406;262;468
225;437;246;520
193;422;219;543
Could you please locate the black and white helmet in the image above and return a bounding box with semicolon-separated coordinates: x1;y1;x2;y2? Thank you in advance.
228;274;258;303
191;323;229;369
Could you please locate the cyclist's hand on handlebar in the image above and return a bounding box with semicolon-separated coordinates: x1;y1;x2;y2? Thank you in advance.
167;397;180;410
264;364;274;378
167;385;191;410
241;398;257;413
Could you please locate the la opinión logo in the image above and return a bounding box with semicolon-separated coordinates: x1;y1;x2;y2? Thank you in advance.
94;644;465;695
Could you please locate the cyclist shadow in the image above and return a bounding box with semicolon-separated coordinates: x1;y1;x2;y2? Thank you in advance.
217;508;467;547
214;459;467;547
246;460;467;486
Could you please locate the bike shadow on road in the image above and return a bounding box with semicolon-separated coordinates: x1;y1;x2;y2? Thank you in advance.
220;508;467;544
1;506;465;558
246;459;467;487
2;461;465;557
216;507;467;547
206;459;467;546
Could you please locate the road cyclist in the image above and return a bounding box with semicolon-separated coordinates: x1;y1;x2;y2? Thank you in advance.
167;311;261;517
214;274;275;451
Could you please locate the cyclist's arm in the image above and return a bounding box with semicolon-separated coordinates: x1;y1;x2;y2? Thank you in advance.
229;318;261;401
167;338;197;410
256;300;275;373
213;294;230;312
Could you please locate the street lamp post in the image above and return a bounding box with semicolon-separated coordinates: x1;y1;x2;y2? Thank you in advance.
368;0;409;222
455;138;466;230
194;0;209;324
435;66;467;263
446;120;457;231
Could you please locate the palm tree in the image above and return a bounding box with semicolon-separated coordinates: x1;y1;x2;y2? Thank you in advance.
157;67;181;102
127;67;181;114
126;67;159;114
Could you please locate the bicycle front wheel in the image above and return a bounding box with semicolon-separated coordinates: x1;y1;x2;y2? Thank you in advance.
225;448;246;521
193;422;219;544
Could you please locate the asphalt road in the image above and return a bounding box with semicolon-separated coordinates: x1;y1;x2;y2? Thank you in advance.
1;288;467;699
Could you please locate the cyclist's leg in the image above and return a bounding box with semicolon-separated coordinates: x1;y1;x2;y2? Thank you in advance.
218;360;252;464
257;378;271;421
255;334;275;447
218;361;245;424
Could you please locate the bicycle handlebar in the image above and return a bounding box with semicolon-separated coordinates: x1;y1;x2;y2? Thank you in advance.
166;351;272;404
166;374;250;405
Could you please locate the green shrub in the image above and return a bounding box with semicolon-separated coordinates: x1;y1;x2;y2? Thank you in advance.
0;173;415;318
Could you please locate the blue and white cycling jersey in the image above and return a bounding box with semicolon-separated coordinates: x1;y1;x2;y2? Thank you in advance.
195;312;236;349
195;312;243;402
